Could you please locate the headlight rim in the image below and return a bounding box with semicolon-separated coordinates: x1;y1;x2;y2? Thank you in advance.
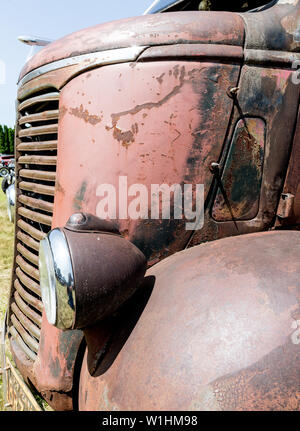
39;228;76;330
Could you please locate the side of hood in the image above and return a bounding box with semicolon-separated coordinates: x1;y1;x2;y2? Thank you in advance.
19;11;244;80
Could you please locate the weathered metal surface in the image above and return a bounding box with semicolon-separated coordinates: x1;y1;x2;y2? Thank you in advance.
13;292;41;327
244;49;300;68
212;117;265;221
15;256;39;281
18;110;59;125
62;222;147;330
18;92;59;110
32;316;84;403
14;279;43;313
78;231;300;411
4;356;42;411
19;169;56;182
18;206;52;226
138;43;244;62
17;141;57;152
8;0;300;412
18;124;58;138
19;12;245;80
277;193;295;219
18;155;57;165
190;64;300;247
240;1;300;53
10;315;39;354
11;302;41;340
54;59;240;262
17;219;46;241
15;267;41;296
19;182;55;199
276;104;300;227
16;243;39;267
9;327;37;362
18;194;54;214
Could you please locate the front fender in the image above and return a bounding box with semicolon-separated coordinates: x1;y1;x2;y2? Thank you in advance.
78;230;300;411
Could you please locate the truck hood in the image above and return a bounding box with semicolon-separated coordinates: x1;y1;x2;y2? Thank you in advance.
19;11;244;81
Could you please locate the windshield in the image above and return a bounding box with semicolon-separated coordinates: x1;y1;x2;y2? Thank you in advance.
144;0;278;14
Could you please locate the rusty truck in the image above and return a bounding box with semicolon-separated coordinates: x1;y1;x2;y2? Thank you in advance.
1;0;300;411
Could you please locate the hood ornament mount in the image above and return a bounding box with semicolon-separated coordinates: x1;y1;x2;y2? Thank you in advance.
18;35;53;62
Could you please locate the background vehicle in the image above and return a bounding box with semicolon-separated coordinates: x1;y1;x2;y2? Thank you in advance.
0;155;14;169
1;0;300;411
0;161;15;223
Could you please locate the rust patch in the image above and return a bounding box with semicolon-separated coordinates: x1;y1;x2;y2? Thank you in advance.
69;104;102;125
211;339;300;411
113;127;135;148
110;66;186;128
156;73;165;84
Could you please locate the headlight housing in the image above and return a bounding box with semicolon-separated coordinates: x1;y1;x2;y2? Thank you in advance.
39;213;147;330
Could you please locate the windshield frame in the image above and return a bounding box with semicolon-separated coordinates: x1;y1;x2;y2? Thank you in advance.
143;0;279;15
143;0;186;14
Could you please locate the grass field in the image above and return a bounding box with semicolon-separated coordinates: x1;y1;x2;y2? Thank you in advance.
0;181;14;410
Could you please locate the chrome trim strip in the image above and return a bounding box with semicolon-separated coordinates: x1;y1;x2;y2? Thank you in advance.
18;45;148;88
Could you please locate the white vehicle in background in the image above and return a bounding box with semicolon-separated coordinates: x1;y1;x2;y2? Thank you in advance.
0;161;15;223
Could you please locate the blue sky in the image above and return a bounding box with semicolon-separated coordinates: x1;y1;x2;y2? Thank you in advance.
0;0;151;127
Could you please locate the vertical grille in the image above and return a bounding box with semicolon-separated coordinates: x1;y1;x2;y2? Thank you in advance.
9;90;59;361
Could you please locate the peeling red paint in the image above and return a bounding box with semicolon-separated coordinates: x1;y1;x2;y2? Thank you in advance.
69;104;102;125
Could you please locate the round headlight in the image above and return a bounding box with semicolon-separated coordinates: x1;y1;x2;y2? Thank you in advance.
39;228;75;330
39;237;57;325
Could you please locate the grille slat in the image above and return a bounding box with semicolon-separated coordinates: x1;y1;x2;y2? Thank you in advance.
16;267;41;296
14;279;43;313
18;194;54;214
16;255;39;281
19;169;56;182
11;303;41;340
17;219;46;242
11;88;58;361
18;206;53;226
9;326;37;362
19;109;59;125
18;124;58;138
18;91;59;111
17;243;39;267
19;181;55;198
17;229;43;252
14;292;42;328
11;315;39;354
18;155;57;165
17;141;57;152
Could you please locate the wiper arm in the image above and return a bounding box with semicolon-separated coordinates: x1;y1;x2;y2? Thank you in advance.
210;162;239;232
